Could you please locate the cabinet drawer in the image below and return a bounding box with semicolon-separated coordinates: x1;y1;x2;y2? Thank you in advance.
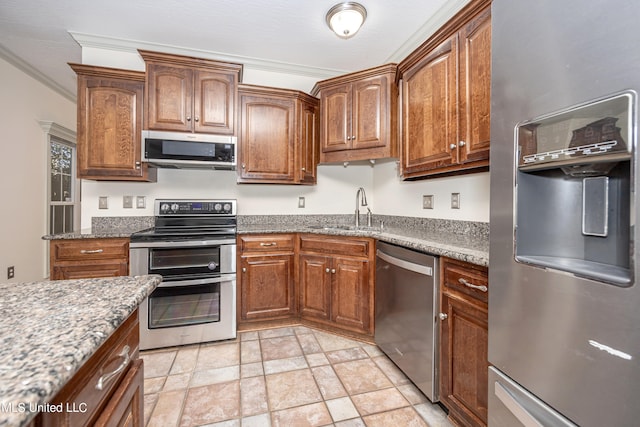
40;311;139;427
239;234;295;252
299;235;371;258
51;239;129;262
442;258;488;303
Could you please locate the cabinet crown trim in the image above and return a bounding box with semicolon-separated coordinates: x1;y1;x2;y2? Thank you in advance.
69;63;146;81
138;49;243;81
311;63;398;96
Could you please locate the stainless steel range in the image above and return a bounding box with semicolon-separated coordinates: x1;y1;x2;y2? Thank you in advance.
130;199;237;350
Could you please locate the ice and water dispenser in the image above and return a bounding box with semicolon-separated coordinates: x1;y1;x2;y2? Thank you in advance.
514;91;635;286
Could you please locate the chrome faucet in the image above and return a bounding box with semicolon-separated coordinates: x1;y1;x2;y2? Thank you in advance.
355;187;368;227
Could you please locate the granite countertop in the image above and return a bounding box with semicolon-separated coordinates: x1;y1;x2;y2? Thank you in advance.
239;218;489;267
0;275;161;427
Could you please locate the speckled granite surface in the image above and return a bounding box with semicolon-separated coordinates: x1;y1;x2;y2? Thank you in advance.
41;216;154;240
239;214;489;266
0;275;160;427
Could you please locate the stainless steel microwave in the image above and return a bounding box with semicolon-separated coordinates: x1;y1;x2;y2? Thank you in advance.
142;130;236;170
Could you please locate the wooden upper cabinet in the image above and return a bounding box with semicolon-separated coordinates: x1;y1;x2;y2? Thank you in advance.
70;64;156;182
139;50;242;135
458;6;492;164
398;0;491;179
237;84;319;184
312;63;398;163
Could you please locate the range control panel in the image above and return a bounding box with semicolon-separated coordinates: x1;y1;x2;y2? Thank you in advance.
154;199;236;216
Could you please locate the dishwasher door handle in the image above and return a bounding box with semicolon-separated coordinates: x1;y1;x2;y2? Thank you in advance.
376;250;433;276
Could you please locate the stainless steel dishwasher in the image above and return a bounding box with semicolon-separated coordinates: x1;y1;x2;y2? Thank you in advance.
375;241;439;402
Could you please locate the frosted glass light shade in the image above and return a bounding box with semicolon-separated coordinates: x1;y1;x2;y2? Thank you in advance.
326;2;367;39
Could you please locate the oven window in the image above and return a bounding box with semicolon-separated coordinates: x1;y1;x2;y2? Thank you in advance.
148;283;220;329
149;246;221;275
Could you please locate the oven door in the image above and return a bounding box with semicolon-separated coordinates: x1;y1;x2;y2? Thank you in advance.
139;275;236;350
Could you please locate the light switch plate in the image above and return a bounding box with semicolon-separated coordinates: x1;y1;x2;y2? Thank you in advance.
451;193;461;209
123;195;133;209
298;196;306;208
98;196;108;209
423;195;434;209
136;196;146;209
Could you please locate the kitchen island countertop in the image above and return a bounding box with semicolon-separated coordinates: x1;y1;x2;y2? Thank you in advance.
0;275;160;427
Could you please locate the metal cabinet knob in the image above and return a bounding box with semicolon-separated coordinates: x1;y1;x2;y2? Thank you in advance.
325;268;330;273
347;136;351;141
331;268;336;274
135;161;141;169
450;143;457;150
459;140;466;147
186;116;192;122
242;163;246;169
195;116;200;122
301;167;306;171
242;267;247;272
439;313;448;320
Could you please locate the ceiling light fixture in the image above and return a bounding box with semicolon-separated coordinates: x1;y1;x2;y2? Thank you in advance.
326;2;367;39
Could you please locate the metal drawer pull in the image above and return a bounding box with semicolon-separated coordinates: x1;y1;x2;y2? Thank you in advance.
96;345;131;391
260;242;277;247
458;278;487;292
80;249;104;254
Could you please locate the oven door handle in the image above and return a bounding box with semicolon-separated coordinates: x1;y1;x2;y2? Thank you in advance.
130;238;237;248
157;273;236;288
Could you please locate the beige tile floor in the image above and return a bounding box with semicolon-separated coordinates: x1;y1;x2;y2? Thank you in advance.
141;325;453;427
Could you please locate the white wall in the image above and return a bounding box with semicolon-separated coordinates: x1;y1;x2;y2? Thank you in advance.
0;57;76;282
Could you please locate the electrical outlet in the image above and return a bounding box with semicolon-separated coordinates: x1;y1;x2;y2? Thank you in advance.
7;266;14;279
298;197;306;208
99;196;108;209
136;196;146;209
123;195;133;208
451;193;461;209
423;195;434;209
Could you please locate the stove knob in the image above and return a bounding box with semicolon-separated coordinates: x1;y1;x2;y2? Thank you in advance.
214;203;222;211
171;203;179;212
208;261;218;271
223;203;231;212
160;203;170;212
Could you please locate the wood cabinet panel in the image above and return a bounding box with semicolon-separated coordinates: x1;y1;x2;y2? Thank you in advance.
94;359;143;427
398;0;491;179
237;234;297;325
237;84;319;184
298;235;370;257
313;64;398;163
39;311;141;427
140;50;242;135
50;238;129;281
298;254;332;321
440;257;488;427
70;64;155;182
331;257;370;333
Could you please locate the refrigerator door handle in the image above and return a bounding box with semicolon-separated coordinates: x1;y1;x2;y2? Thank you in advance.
494;381;544;427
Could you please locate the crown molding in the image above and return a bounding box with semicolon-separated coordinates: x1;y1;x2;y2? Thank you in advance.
384;0;470;63
0;44;76;102
69;32;345;80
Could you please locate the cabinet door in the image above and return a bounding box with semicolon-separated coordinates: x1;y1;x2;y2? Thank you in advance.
458;6;491;165
78;76;145;179
146;64;193;131
52;263;129;281
321;84;351;153
298;254;332;322
93;359;144;427
194;70;236;135
238;93;296;182
401;36;458;176
298;98;319;184
240;254;295;320
331;256;371;334
351;76;387;150
440;292;488;427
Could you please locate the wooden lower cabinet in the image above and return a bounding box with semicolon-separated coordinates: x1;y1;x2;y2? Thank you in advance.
50;238;129;280
38;310;143;427
439;257;489;427
238;234;297;325
298;235;374;337
237;233;375;339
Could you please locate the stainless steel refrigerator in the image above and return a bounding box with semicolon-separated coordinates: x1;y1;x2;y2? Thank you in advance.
489;1;640;426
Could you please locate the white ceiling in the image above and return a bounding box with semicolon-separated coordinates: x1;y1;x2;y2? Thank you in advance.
0;0;467;101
